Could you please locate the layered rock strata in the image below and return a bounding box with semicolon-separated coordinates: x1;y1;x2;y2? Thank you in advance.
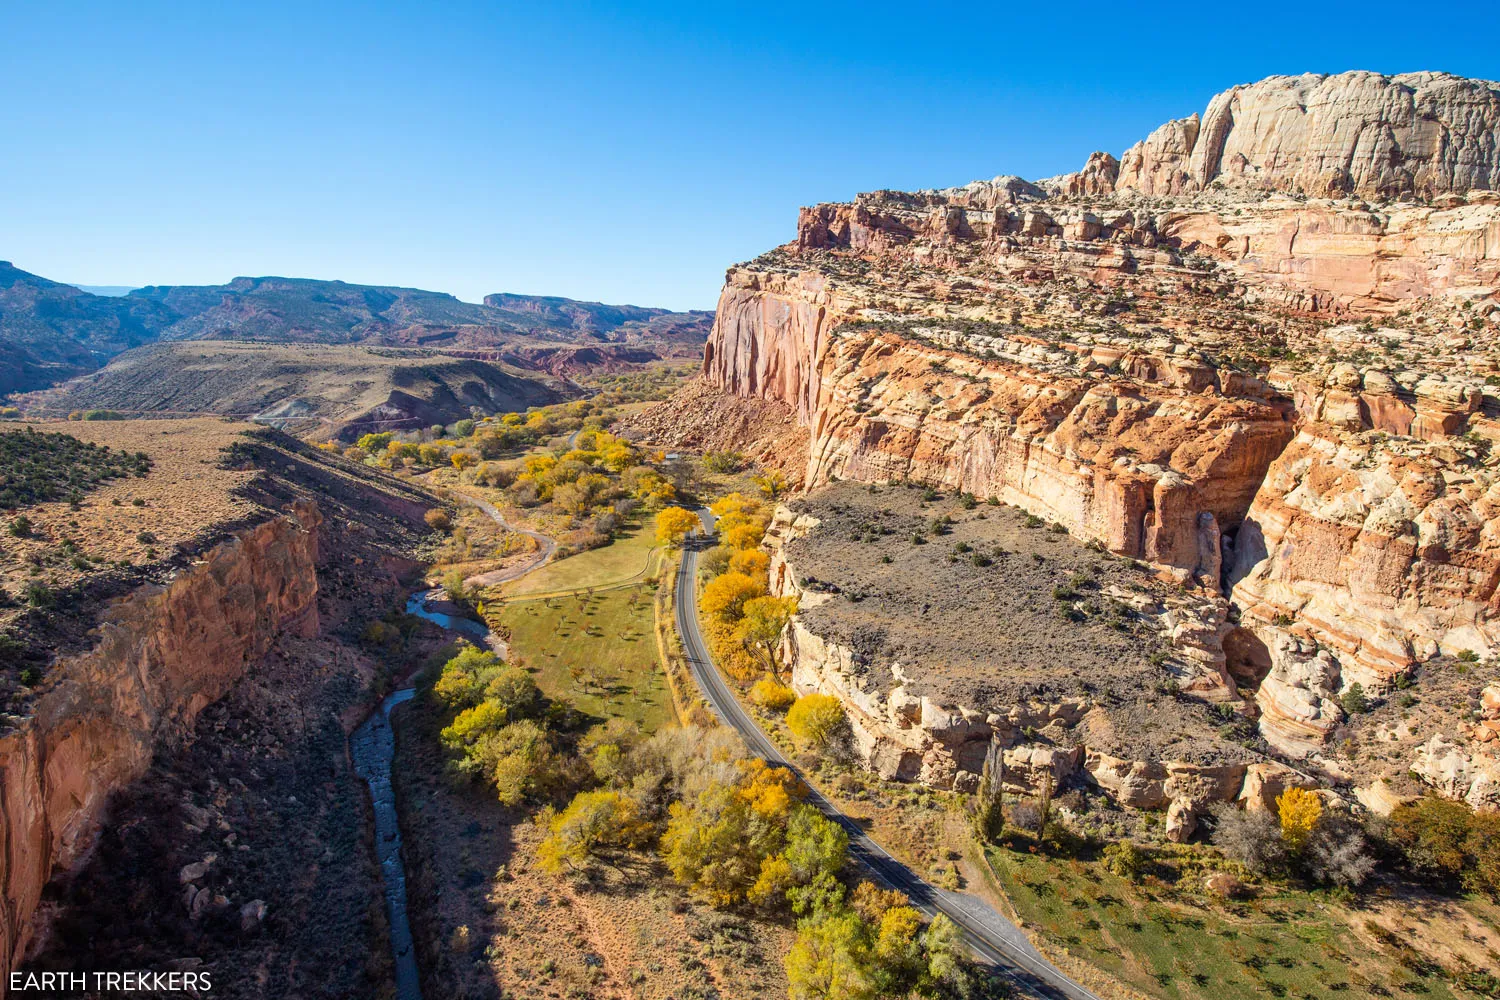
1100;72;1500;200
680;70;1500;808
762;489;1283;838
0;504;322;982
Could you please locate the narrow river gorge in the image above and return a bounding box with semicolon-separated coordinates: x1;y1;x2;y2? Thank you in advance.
352;585;501;999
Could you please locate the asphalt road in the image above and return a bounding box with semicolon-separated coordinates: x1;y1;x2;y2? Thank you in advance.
673;508;1104;1000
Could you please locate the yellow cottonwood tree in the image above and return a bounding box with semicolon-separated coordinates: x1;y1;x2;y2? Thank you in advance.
1277;787;1322;852
655;506;699;547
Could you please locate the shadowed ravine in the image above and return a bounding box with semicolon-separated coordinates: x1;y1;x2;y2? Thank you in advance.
352;582;501;999
351;685;422;1000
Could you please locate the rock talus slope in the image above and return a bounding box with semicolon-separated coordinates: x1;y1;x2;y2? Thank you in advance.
678;69;1500;812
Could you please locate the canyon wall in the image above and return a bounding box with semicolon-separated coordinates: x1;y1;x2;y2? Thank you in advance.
1105;71;1500;200
807;329;1293;577
0;504;322;981
686;70;1500;802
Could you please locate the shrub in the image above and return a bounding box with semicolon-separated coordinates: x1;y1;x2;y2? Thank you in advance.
8;516;32;538
752;470;788;499
424;508;452;532
1210;803;1286;874
702;450;745;473
22;582;53;609
787;694;847;751
1102;841;1147;882
1389;795;1500;897
751;678;798;712
1304;809;1376;887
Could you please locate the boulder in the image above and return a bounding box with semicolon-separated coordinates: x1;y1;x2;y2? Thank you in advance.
178;855;217;885
1165;798;1198;842
239;900;268;933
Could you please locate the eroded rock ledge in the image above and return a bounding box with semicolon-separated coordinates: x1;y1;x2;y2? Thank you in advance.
0;503;322;981
681;71;1500;816
762;485;1313;840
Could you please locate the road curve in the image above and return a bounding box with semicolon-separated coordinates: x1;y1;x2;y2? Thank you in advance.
673;508;1103;1000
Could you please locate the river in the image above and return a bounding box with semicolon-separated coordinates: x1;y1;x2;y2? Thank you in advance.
350;587;498;1000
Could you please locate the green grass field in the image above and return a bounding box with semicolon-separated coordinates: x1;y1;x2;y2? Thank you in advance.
493;585;671;731
983;846;1463;1000
501;518;660;598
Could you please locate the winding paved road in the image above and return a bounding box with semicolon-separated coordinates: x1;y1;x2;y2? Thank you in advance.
673;508;1103;1000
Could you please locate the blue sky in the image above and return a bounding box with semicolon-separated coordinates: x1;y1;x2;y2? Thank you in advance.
2;2;1495;310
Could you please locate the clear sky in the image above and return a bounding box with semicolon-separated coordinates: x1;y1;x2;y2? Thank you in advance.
2;2;1495;310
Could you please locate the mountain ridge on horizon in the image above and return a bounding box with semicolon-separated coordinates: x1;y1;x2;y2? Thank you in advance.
0;260;712;395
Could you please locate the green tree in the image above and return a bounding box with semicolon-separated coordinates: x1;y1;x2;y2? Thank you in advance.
442;567;470;603
1391;795;1500;896
579;717;642;782
440;700;509;753
1339;682;1370;715
969;739;1005;844
357;431;395;452
479;719;557;805
432;645;505;709
737;595;798;676
785;911;877;1000
484;665;542;719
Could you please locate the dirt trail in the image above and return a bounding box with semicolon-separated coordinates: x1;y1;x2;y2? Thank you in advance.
455;492;557;588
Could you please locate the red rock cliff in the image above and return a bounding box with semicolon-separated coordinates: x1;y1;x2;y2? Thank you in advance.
688;71;1500;793
0;502;322;980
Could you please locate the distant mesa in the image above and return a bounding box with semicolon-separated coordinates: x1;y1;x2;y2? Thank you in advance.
0;263;712;397
68;284;138;297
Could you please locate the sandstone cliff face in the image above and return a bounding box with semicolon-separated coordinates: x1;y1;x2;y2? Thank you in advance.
806;329;1292;577
1106;72;1500;199
702;269;849;422
683;71;1500;813
0;504;322;980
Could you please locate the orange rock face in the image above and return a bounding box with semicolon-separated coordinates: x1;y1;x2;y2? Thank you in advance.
807;330;1293;576
675;71;1500;800
0;504;322;981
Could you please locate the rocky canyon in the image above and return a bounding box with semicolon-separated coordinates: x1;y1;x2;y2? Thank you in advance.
670;70;1500;826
